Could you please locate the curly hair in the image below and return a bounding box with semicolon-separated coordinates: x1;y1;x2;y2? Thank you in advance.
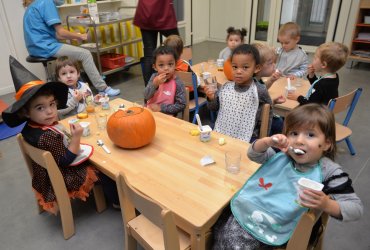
226;27;247;42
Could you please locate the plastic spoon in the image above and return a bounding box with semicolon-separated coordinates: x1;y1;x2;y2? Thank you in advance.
196;114;203;131
97;139;111;154
272;137;305;155
287;77;291;90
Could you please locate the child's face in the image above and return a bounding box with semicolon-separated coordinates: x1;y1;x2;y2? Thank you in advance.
312;51;325;73
287;124;331;165
258;57;275;77
227;34;242;51
153;54;176;81
58;65;80;88
231;54;260;86
278;34;300;52
26;95;58;126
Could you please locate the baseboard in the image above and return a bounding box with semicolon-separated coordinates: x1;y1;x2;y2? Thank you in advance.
0;86;15;96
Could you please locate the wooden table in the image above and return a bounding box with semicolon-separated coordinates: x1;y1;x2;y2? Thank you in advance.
61;98;260;250
268;77;310;117
192;62;229;85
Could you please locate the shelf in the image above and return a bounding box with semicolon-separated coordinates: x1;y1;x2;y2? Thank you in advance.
83;38;142;53
356;23;370;27
352;39;370;44
57;0;122;8
349;54;370;63
101;58;139;75
68;16;135;27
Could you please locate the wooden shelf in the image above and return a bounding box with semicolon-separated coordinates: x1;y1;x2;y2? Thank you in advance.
349;54;370;63
356;23;370;27
57;0;122;8
352;39;370;44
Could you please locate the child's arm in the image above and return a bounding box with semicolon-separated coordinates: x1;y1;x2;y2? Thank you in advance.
58;90;82;116
292;51;309;78
159;80;187;115
68;123;83;154
206;90;220;112
143;73;161;100
251;134;289;153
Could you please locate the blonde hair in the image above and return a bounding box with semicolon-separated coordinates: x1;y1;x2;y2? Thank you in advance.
252;43;276;65
316;42;349;73
278;22;301;38
23;0;34;7
163;35;184;59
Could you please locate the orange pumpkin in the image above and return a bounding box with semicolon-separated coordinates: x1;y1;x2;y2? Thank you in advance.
223;58;233;81
107;107;156;149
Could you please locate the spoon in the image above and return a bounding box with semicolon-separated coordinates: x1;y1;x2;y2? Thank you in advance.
196;114;203;131
272;137;305;155
97;139;111;154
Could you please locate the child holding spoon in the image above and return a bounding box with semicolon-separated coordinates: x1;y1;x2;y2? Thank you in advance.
212;103;362;249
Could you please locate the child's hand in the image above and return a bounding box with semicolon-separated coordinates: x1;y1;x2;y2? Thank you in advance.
273;95;286;104
287;92;299;101
204;85;216;100
148;104;161;112
299;189;331;210
70;123;83;138
272;70;282;79
153;73;168;87
307;64;315;78
270;134;289;152
287;75;296;81
73;89;83;102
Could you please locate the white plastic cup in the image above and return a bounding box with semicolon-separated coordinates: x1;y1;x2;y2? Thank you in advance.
79;122;91;137
225;151;241;174
198;125;212;142
285;86;297;97
202;71;211;81
297;177;324;205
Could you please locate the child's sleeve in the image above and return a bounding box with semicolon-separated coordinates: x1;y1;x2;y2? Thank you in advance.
322;159;363;222
57;92;80;117
160;79;186;115
294;51;309;78
247;141;276;164
206;91;220;111
144;73;158;100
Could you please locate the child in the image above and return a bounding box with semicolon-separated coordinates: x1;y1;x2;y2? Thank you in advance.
55;56;101;119
206;44;270;142
212;104;363;249
163;35;192;72
2;56;99;215
287;42;349;105
144;46;186;116
253;43;286;136
273;22;308;79
219;27;247;61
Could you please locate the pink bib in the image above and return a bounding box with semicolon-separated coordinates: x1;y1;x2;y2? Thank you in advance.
147;79;176;107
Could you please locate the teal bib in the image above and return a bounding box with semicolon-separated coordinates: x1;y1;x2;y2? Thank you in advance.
231;152;322;246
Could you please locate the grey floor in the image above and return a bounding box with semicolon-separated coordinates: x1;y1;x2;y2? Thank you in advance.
0;41;369;250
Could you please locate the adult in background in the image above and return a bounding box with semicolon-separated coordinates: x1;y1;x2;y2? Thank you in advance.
22;0;120;97
134;0;179;86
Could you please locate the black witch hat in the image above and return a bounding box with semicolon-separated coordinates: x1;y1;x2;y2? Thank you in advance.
2;56;68;127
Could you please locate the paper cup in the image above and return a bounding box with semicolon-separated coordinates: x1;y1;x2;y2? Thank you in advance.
198;125;212;142
285;86;297;97
297;177;324;205
79;122;91;137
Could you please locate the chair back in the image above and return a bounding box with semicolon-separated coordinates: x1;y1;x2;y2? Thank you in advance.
277;209;328;250
259;103;271;138
181;47;192;65
116;172;182;250
328;88;362;126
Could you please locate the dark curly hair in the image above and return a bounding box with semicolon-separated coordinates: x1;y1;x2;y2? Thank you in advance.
226;27;247;41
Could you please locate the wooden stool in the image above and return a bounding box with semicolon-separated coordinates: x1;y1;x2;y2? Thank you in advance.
26;56;56;81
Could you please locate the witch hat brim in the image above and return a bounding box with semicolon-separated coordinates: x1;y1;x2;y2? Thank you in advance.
2;56;68;128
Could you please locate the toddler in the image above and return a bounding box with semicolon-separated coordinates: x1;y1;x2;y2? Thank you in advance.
163;35;192;72
287;42;349;105
206;44;270;142
55;56;101;119
253;43;286;136
212;103;363;249
273;22;308;79
219;26;247;61
3;56;99;215
144;46;186;116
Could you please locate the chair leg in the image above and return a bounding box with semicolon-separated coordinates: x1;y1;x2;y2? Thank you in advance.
93;185;107;213
59;199;75;240
345;138;356;155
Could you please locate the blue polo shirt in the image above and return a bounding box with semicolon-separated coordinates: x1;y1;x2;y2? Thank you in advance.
23;0;62;58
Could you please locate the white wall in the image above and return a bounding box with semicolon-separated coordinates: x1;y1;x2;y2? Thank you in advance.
192;0;209;44
0;0;45;96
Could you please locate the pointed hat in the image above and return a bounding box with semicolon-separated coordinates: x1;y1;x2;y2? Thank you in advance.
2;56;68;127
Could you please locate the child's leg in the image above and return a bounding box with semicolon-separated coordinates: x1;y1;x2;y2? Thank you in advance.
99;173;119;207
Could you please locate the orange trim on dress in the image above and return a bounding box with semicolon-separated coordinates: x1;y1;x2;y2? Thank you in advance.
15;80;44;100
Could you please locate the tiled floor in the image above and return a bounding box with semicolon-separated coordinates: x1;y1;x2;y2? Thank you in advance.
0;41;369;250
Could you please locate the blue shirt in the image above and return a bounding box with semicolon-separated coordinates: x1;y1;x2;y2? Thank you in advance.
23;0;62;58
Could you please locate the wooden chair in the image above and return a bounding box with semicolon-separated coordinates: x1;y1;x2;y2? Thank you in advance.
276;209;329;250
17;134;106;240
116;171;190;250
259;103;271;138
183;87;190;122
328;88;362;155
181;47;193;65
176;71;207;124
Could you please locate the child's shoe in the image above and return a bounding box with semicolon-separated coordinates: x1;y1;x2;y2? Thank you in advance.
101;86;120;97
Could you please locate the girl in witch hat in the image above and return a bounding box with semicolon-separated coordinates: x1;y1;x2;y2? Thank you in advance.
2;56;99;214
